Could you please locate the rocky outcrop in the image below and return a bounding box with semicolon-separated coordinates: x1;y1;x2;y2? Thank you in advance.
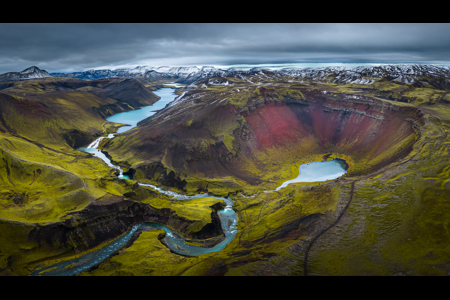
27;196;224;255
133;162;187;191
189;202;227;240
62;129;96;149
322;105;385;120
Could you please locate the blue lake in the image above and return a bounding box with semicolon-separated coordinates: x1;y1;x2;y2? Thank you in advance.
106;88;175;133
275;159;347;191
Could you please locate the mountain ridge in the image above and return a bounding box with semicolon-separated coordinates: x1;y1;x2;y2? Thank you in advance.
46;63;450;86
4;63;449;86
277;64;450;85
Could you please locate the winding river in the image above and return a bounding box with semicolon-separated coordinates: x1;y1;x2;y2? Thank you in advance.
31;86;347;276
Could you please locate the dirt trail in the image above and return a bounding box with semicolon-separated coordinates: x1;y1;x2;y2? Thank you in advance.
303;180;356;276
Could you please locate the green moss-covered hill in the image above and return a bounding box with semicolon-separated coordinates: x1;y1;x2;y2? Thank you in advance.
0;78;229;275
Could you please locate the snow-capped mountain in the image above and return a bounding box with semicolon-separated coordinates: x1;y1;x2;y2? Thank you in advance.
150;66;201;75
0;66;52;81
49;65;232;83
144;66;203;81
50;65;204;81
46;63;450;86
117;65;153;75
175;66;229;84
276;64;450;85
51;69;118;79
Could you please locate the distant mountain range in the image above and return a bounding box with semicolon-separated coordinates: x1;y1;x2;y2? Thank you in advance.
277;64;450;85
50;65;232;84
2;64;450;86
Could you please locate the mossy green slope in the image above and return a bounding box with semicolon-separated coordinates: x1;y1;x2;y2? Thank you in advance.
0;77;166;275
305;113;450;276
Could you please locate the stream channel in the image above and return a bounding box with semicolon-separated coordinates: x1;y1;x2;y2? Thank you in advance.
31;86;348;276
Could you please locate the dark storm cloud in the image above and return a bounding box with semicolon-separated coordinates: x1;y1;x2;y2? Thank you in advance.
1;23;450;73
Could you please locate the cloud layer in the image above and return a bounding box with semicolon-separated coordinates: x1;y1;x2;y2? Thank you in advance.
1;23;450;73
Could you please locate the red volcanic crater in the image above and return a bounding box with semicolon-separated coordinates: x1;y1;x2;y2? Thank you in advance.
241;97;422;176
107;91;423;185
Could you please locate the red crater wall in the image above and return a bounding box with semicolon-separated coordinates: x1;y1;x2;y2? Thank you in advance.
242;98;421;175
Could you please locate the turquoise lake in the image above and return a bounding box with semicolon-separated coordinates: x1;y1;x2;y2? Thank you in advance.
275;159;347;191
106;88;175;133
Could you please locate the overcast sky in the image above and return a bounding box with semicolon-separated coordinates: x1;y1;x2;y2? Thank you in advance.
1;23;450;74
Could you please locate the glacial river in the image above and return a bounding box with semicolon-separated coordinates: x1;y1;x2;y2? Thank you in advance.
31;86;347;276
